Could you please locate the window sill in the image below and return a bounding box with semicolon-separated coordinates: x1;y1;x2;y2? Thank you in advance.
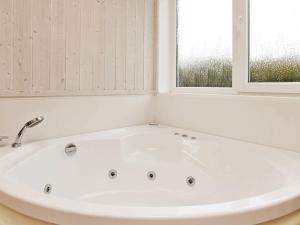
171;87;236;95
164;88;300;103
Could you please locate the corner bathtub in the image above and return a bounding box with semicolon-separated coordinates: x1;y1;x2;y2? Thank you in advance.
1;125;300;225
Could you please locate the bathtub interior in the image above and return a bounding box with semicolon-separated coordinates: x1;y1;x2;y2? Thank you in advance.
0;126;296;207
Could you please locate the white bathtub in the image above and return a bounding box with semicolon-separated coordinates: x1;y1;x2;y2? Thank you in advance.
0;125;300;225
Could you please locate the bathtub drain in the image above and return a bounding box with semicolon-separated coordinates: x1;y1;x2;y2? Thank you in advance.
65;143;77;156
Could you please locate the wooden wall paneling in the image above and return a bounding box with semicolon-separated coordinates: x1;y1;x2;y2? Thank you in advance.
126;0;136;90
104;0;117;90
93;0;105;90
80;0;94;90
135;0;145;90
13;0;33;91
115;0;126;90
144;0;154;91
50;0;66;90
65;0;81;91
0;0;13;90
0;0;155;96
153;0;158;92
32;0;51;91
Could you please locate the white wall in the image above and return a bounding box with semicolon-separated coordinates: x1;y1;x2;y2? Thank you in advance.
0;95;154;147
154;94;300;152
157;0;176;93
2;93;299;152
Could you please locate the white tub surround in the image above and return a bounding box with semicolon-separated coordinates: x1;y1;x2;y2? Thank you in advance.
0;95;154;146
154;94;300;152
1;125;300;225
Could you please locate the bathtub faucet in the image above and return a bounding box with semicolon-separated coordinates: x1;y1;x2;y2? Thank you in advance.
12;117;44;148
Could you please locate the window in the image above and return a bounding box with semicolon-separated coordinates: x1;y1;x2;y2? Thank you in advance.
177;0;232;88
164;0;300;93
249;0;300;83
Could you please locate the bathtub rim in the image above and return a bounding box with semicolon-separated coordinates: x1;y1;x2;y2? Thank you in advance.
1;164;300;225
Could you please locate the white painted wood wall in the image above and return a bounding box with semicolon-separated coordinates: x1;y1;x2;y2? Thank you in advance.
0;0;156;96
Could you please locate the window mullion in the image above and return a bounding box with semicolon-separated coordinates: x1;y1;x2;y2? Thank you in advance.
233;0;249;92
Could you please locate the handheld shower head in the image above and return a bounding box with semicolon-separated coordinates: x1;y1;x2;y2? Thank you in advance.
12;116;44;148
25;116;44;128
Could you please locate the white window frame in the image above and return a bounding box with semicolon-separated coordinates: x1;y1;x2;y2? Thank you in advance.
234;0;300;94
158;0;300;94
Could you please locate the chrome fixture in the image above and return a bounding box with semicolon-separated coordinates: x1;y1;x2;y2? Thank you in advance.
0;136;8;142
147;171;156;181
108;169;118;179
65;143;77;156
12;116;44;148
149;123;159;126
186;176;196;187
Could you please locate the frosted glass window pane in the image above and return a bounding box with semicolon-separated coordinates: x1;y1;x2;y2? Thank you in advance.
250;0;300;82
177;0;232;87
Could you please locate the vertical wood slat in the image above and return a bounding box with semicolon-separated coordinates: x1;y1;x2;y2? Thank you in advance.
144;0;154;91
13;0;32;91
66;0;81;91
0;0;155;96
32;0;51;90
0;0;13;90
135;0;145;90
93;0;105;90
153;0;158;91
126;0;136;90
115;0;126;90
104;0;117;90
50;0;66;90
80;0;94;90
